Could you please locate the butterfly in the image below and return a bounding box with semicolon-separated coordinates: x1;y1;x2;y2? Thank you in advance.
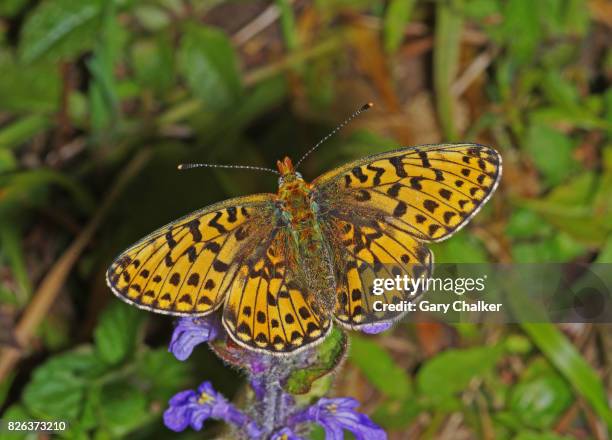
107;142;501;354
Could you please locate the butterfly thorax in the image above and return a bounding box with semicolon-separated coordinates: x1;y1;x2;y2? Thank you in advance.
276;157;317;227
277;176;314;225
276;157;336;312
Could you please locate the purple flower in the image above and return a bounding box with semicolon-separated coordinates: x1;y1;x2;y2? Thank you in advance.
290;397;386;440
271;427;304;440
163;381;262;437
360;321;392;334
169;316;220;361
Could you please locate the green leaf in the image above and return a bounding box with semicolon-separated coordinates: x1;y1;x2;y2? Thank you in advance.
0;0;28;16
383;0;416;53
0;54;61;113
0;170;95;218
78;386;101;431
521;323;612;429
276;0;299;51
523;123;576;187
512;233;587;262
22;347;107;420
0;373;16;410
0;219;31;305
372;398;421;429
506;208;553;239
417;346;503;405
515;432;573;440
133;5;171;31
462;0;501;19
434;0;463;140
509;360;573;429
178;24;243;111
539;71;580;110
596;235;612;263
517;171;611;246
563;0;590;36
350;334;412;400
505;334;532;354
19;0;103;63
99;383;149;437
0;405;35;440
138;349;190;400
430;230;489;263
87;2;125;135
94;302;144;366
131;35;175;95
284;328;347;394
501;0;541;64
0;150;17;173
0;115;50;151
535;0;565;36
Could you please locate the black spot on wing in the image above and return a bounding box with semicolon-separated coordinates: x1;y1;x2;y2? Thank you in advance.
208;212;227;234
423;199;439;213
388;156;407;178
351;167;368;183
410;177;423;190
355;190;371;202
169;273;180;286
419;151;431;168
187;219;203;241
178;294;193;305
344;175;352;188
165;231;177;249
185;246;197;263
387;183;401;197
393;201;407;217
187;273;200;286
366;164;385;186
204;242;221;253
443;211;457;224
213;260;229;272
226;207;237;223
439;188;452;200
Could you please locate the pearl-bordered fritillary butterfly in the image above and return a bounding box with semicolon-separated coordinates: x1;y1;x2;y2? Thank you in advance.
107;143;501;354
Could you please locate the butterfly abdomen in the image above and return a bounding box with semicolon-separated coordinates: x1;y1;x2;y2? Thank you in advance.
277;175;336;312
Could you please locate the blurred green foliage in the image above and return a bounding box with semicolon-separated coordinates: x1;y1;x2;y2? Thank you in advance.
0;0;611;438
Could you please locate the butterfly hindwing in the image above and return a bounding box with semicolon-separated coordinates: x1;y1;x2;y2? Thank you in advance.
313;144;502;242
223;228;332;353
106;195;276;316
322;217;433;328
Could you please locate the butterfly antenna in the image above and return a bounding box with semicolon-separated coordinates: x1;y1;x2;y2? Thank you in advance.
177;163;279;175
294;102;373;170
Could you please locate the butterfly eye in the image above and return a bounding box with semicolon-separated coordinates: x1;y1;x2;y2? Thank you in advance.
278;176;285;186
295;172;303;180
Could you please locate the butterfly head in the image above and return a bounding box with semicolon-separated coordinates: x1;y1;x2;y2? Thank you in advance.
277;157;304;186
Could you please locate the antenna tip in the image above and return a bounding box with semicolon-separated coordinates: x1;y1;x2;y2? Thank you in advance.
177;164;185;170
361;102;374;111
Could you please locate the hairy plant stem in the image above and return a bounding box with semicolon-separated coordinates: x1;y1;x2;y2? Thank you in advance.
250;351;311;437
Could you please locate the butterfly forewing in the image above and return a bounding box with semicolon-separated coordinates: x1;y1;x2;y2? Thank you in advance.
106;195;276;316
313;144;502;242
223;228;331;353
